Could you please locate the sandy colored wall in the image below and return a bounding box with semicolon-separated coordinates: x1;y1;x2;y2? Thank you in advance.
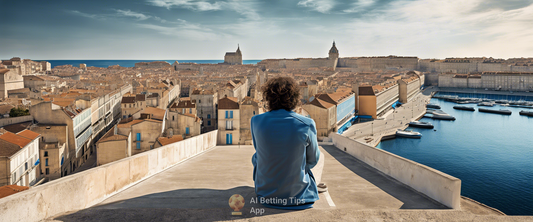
0;130;218;222
358;95;377;119
331;134;461;209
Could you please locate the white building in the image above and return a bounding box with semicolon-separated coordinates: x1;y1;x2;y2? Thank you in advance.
0;130;41;186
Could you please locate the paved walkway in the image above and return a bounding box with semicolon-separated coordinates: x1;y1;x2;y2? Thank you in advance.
343;87;436;146
48;144;517;221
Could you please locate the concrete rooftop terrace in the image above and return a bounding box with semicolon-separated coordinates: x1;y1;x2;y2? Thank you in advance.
44;145;526;222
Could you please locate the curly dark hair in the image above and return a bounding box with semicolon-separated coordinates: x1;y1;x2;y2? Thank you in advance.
262;76;300;111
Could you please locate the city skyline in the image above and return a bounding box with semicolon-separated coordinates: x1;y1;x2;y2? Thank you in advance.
1;0;533;60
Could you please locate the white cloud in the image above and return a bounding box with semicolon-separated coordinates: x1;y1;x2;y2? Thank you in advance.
68;10;105;20
343;0;375;13
115;9;151;20
147;0;260;20
297;0;335;13
138;19;220;41
338;0;533;58
147;0;222;11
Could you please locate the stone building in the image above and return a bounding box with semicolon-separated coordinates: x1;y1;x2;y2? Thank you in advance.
224;45;243;65
239;97;259;145
218;79;248;102
358;80;399;119
438;72;533;91
302;97;336;139
190;89;218;132
121;94;146;119
217;96;240;145
117;118;163;156
167;100;202;139
0;69;24;99
398;74;422;104
30;125;68;181
96;126;131;166
0;130;41;187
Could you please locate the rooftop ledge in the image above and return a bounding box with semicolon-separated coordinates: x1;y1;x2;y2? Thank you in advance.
0;131;529;222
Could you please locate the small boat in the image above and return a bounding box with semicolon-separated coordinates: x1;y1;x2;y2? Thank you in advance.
478;102;495;107
453;106;475;111
432;113;456;120
478;108;512;115
519;110;533;117
409;121;434;129
426;104;441;109
396;129;422;138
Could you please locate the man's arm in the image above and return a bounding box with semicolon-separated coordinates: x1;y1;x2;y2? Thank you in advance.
306;120;320;169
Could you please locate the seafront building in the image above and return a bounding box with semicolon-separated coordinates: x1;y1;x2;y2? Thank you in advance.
0;130;41;187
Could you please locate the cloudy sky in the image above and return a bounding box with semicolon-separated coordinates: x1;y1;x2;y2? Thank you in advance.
1;0;533;60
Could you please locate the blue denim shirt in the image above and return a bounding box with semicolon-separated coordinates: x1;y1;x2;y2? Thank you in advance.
251;109;320;209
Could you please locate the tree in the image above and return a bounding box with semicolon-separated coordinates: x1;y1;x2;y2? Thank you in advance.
9;107;30;117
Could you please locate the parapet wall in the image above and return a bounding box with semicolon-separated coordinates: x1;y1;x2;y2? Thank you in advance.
0;115;33;127
331;133;461;209
0;130;218;222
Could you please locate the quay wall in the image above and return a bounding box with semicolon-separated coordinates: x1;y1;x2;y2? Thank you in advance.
0;130;218;222
331;133;461;209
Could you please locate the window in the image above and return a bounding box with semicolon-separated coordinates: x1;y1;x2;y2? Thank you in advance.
186;127;190;135
136;133;141;141
44;151;48;157
225;111;228;118
199;100;201;103
189;108;192;114
253;111;256;115
208;120;211;126
226;121;233;130
45;158;49;166
25;162;28;171
182;108;185;113
230;111;233;118
207;114;211;119
172;116;175;121
46;168;49;175
136;142;141;149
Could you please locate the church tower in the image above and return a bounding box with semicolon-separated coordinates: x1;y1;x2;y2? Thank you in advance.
329;41;339;60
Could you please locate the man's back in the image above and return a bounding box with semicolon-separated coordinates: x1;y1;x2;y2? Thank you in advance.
251;109;320;209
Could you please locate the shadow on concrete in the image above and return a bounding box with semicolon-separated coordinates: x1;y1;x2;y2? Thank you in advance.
53;186;306;222
321;145;449;210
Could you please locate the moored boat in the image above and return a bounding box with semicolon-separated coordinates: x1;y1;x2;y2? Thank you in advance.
453;106;475;111
409;121;434;129
519;110;533;117
432;113;456;120
478;102;495;107
396;129;422;138
426;104;441;109
478;108;512;115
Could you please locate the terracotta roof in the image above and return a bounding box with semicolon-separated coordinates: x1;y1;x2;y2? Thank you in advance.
142;107;166;120
135;94;146;101
157;135;184;146
219;96;239;109
17;130;40;140
316;94;338;105
0;131;32;148
0;185;29;199
117;120;143;128
175;100;195;108
359;86;375;96
309;98;335;109
0;139;21;157
122;96;135;104
98;134;128;143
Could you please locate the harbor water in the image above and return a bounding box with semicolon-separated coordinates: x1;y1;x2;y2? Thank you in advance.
377;97;533;215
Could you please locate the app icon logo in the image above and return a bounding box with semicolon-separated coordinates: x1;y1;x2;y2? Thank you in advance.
229;194;245;215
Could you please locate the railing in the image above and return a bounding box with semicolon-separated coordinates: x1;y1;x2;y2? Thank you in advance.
0;130;218;222
331;133;461;209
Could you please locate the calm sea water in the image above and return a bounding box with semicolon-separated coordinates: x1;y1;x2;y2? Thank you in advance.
376;98;533;215
40;60;261;68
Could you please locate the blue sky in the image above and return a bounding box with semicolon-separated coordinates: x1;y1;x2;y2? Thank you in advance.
1;0;533;60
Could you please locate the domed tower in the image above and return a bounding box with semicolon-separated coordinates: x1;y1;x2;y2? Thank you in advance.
329;41;339;60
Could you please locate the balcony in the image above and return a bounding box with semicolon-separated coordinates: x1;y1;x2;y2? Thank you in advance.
0;131;512;222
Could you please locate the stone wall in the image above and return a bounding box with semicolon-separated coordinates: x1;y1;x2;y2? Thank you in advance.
0;115;33;127
0;130;218;222
331;133;461;209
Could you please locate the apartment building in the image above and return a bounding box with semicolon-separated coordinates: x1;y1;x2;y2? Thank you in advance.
217;96;240;145
0;130;41;186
